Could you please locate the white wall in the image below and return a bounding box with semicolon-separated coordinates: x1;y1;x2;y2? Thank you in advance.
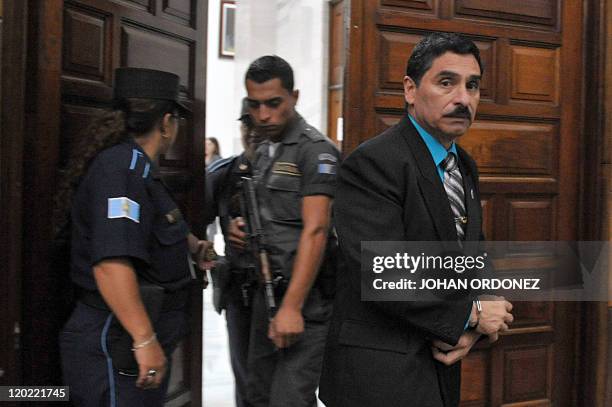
235;0;329;134
205;0;238;160
206;0;330;158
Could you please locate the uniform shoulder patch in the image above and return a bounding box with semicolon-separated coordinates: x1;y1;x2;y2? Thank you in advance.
208;155;237;173
318;163;337;175
108;197;140;223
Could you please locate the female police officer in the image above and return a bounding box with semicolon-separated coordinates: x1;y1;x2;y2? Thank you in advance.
57;67;208;406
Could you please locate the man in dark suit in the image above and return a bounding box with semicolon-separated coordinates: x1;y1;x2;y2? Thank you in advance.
319;33;514;407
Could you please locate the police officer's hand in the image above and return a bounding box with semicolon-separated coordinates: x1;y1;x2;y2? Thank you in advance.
228;217;248;250
268;306;304;348
193;239;216;270
134;340;167;389
431;330;481;366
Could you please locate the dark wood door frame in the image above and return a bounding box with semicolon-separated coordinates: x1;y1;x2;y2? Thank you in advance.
21;0;64;386
577;0;610;405
0;0;28;389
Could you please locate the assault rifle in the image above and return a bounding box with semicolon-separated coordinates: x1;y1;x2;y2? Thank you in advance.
239;176;277;319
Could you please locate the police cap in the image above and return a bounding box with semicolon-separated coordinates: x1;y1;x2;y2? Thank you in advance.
114;67;191;114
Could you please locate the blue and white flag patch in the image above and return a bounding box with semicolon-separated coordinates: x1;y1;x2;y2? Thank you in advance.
318;163;336;175
108;197;140;223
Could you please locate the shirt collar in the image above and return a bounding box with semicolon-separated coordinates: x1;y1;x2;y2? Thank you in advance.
125;138;161;178
279;113;305;145
408;114;457;167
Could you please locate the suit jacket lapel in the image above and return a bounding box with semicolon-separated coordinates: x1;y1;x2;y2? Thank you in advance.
399;116;458;243
457;148;481;242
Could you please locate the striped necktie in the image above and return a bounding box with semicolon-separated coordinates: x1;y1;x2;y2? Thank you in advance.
441;152;467;240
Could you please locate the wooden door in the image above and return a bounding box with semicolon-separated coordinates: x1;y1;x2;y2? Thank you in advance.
343;1;583;406
15;0;207;405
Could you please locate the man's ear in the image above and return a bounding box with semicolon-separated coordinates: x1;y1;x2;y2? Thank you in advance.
403;76;417;105
292;89;299;104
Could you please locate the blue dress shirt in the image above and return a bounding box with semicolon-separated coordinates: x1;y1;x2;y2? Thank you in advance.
408;115;458;181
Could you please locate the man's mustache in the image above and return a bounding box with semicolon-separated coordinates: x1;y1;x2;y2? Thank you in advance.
443;106;472;121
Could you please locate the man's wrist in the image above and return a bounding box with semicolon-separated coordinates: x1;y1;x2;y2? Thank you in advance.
279;291;305;311
468;299;481;328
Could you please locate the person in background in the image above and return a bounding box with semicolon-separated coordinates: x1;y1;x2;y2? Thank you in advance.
56;67;210;407
206;136;222;168
205;136;223;239
204;98;264;407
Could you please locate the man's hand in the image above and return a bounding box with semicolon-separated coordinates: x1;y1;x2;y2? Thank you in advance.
228;217;248;250
268;305;304;348
473;296;514;343
431;330;481;366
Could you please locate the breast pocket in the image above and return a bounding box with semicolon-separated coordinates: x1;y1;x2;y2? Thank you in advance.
150;221;190;282
266;173;302;221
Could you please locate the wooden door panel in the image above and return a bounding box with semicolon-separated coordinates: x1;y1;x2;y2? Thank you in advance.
380;0;439;15
345;1;582;405
509;45;559;105
120;24;194;96
62;2;113;99
510;302;554;329
461;121;558;176
506;198;557;241
501;344;553;404
63;6;110;82
161;0;196;27
452;0;559;28
378;31;420;91
113;0;154;12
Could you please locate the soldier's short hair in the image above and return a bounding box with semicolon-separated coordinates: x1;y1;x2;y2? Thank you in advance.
245;55;294;92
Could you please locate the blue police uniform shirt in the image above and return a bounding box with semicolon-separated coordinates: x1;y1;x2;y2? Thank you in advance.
70;140;191;292
408;114;458;181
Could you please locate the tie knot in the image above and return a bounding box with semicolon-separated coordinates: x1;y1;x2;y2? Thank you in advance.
441;153;458;172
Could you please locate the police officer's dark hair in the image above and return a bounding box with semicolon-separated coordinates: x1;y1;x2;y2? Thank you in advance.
406;32;483;86
245;55;294;92
53;98;177;237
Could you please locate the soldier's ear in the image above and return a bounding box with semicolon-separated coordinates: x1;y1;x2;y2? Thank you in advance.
404;76;417;105
292;89;299;104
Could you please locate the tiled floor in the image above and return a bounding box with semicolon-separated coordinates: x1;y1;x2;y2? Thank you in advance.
202;287;235;407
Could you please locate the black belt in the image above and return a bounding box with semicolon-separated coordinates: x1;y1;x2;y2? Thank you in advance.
77;285;189;312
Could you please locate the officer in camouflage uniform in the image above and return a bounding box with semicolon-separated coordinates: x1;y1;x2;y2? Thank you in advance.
229;55;340;407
